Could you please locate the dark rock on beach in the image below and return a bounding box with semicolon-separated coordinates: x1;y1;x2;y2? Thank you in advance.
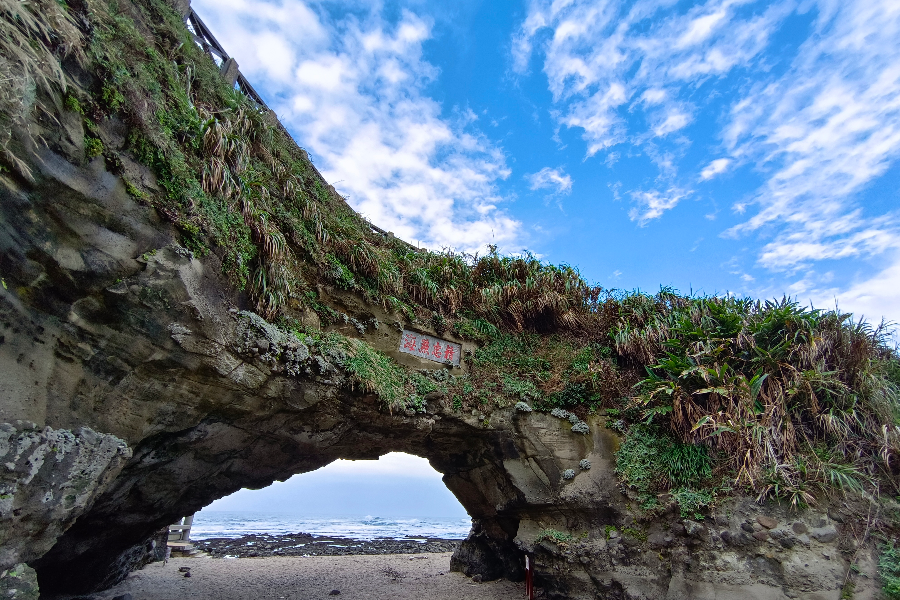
196;533;461;558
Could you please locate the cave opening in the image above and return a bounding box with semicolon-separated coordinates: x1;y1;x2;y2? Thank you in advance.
32;409;530;595
189;452;471;544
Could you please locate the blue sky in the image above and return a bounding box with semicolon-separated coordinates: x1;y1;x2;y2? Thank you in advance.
192;0;900;328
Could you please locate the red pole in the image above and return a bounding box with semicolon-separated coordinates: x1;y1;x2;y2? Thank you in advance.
525;555;534;600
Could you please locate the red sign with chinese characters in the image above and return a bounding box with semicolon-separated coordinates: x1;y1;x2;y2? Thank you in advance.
398;330;461;366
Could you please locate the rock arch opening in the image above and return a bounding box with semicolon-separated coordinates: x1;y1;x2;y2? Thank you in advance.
187;453;470;554
31;401;533;593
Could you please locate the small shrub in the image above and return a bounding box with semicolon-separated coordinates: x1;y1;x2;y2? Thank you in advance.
123;179;148;200
579;458;591;470
64;93;83;114
562;468;576;480
515;401;533;412
622;527;647;542
100;83;125;112
662;443;712;486
536;528;573;545
671;487;713;519
616;425;713;516
85;137;103;158
551;408;571;420
503;374;541;402
547;382;590;408
344;338;407;412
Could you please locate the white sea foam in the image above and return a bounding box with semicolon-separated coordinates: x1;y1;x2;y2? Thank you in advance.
190;511;472;541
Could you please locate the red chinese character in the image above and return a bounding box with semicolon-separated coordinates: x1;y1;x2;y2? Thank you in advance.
444;346;456;361
418;338;430;354
402;333;418;351
432;342;443;358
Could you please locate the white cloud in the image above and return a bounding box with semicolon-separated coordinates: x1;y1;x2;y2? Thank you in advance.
324;452;442;479
629;187;691;225
781;253;900;337
700;157;731;180
525;166;573;195
722;0;900;272
518;0;900;324
640;88;668;105
192;0;520;252
514;0;790;157
827;258;900;331
652;107;692;137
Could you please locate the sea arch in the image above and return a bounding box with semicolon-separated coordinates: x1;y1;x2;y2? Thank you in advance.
0;237;606;593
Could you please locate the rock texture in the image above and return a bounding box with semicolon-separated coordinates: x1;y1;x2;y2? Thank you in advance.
0;564;39;600
0;31;878;600
0;422;130;570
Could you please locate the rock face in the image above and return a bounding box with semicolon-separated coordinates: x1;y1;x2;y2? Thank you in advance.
0;422;130;571
0;564;39;600
0;40;873;600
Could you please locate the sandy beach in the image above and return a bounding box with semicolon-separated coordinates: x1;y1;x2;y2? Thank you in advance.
65;553;524;600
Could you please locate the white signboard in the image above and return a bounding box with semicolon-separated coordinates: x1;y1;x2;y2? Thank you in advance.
398;330;462;366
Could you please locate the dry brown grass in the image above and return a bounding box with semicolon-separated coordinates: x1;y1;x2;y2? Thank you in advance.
0;0;84;178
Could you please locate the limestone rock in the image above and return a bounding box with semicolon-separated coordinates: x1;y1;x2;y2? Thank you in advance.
683;520;705;538
752;530;770;541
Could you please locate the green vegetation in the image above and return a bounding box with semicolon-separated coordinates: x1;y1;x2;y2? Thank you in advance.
2;0;898;517
0;0;84;179
615;425;714;516
279;319;448;415
535;528;574;545
882;543;900;599
84;136;104;158
619;294;899;506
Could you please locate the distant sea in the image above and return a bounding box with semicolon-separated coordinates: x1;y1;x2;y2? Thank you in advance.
190;511;472;541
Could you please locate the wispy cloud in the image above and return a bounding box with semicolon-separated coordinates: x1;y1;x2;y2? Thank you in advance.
192;0;520;253
525;166;573;195
513;0;790;157
700;158;731;180
516;0;900;323
722;0;900;271
629;187;691;225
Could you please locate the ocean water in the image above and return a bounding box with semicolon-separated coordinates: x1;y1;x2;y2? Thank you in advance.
190;511;472;541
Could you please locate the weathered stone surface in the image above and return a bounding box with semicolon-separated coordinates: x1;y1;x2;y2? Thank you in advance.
757;516;778;530
0;422;130;570
0;564;39;600
810;526;839;543
684;520;705;538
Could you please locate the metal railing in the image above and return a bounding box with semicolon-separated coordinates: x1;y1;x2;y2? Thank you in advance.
184;9;268;108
